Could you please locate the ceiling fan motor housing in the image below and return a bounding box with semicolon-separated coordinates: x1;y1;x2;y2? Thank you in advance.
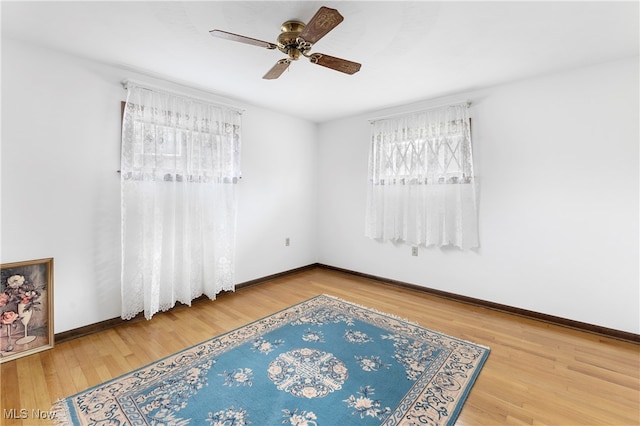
277;20;306;60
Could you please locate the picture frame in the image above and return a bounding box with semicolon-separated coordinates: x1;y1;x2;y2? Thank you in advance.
0;258;54;363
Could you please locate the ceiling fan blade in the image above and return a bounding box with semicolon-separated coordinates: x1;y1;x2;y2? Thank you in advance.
298;6;344;44
309;53;361;75
210;29;277;50
263;59;291;79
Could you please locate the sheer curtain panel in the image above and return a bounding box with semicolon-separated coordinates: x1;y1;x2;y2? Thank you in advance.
365;103;479;249
121;84;242;320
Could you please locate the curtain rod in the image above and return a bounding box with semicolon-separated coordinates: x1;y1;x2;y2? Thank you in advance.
121;79;245;114
368;100;471;124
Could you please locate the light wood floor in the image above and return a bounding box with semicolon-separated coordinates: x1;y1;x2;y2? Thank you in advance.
1;268;638;425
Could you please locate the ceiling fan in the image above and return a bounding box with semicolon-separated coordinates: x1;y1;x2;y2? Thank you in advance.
210;6;361;79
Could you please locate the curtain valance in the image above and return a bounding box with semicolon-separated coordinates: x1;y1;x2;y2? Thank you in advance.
121;84;242;184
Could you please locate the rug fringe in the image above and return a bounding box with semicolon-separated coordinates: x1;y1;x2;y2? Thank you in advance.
50;398;71;425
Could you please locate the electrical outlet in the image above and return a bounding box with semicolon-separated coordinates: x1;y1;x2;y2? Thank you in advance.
411;246;418;256
285;238;290;246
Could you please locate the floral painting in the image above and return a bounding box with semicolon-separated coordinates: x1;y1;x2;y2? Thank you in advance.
0;258;54;363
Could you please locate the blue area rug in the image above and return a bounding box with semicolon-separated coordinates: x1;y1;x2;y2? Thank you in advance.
52;295;489;425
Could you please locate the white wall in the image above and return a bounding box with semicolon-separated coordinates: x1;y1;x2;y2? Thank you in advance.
236;107;317;282
1;38;318;332
3;37;637;335
317;57;639;334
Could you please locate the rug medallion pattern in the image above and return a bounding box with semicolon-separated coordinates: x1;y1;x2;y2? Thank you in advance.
52;295;489;425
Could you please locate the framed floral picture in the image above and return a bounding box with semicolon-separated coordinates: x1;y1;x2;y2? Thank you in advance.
0;258;54;363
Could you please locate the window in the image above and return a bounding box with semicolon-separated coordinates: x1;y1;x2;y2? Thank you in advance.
120;83;242;320
365;103;478;249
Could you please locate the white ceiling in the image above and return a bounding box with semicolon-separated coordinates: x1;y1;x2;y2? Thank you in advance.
2;1;638;122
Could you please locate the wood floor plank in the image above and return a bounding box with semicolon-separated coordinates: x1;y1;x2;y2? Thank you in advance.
1;268;638;425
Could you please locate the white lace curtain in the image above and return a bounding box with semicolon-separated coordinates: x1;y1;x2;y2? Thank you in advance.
121;83;242;320
365;103;479;249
